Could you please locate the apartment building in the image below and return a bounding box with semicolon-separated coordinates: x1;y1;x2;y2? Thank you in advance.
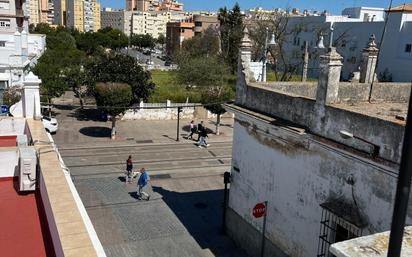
193;14;219;36
165;21;194;55
27;0;55;25
124;10;188;38
100;7;123;31
55;0;100;31
126;0;183;12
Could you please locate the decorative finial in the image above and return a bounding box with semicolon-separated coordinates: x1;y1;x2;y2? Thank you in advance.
368;34;377;48
240;26;252;50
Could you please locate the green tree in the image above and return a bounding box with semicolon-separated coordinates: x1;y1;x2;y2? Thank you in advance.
218;3;243;73
94;82;132;139
157;33;166;45
86;53;155;103
177;56;233;134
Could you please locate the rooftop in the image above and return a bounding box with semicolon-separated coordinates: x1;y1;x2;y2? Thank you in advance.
0;118;26;136
0;178;53;257
330;226;412;257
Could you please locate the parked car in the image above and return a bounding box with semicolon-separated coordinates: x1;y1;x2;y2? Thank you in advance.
41;116;58;134
146;60;154;65
164;60;172;66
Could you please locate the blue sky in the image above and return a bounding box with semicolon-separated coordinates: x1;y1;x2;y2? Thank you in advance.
100;0;406;14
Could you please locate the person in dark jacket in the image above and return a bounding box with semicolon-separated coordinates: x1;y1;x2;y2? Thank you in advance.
126;155;133;184
198;126;210;148
197;121;204;141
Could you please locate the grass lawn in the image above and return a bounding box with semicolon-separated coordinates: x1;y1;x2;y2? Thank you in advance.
267;70;317;82
148;70;202;103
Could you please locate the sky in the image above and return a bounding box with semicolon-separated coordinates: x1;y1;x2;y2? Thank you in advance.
99;0;407;14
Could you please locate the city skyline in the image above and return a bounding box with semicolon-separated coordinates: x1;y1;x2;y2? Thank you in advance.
99;0;407;14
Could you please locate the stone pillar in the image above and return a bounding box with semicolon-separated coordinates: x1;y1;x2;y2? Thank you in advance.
360;34;379;83
315;47;343;105
22;72;41;119
21;30;28;56
236;27;253;105
14;31;22;56
302;41;309;82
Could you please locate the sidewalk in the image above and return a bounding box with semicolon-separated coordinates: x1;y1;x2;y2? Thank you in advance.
52;107;234;147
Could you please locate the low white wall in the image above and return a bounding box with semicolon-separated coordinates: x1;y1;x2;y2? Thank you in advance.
122;105;195;120
0;148;18;178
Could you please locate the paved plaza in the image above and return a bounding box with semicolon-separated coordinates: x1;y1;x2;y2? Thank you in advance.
52;106;246;257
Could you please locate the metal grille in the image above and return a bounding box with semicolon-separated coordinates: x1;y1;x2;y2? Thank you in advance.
317;204;364;257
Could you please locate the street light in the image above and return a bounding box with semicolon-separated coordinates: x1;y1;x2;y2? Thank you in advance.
262;28;276;82
339;130;380;157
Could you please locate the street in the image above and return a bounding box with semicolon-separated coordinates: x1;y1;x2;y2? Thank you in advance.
52;107;246;257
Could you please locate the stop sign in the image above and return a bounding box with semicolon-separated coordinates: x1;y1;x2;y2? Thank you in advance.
253;203;266;218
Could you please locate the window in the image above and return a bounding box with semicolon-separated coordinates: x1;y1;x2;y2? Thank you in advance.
0;19;11;28
405;44;412;53
0;41;5;47
317;201;366;257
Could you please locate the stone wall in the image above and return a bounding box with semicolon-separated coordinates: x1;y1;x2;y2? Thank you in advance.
251;81;411;103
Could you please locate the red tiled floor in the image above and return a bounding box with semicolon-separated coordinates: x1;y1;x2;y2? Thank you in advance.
0;178;48;257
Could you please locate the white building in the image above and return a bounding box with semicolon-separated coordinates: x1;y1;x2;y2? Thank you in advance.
0;0;46;104
124;11;189;38
257;5;412;82
224;28;412;257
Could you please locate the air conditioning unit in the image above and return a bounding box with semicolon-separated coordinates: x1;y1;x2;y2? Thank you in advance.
19;147;37;192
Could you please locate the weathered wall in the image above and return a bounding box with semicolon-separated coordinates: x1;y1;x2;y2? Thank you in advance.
237;82;406;163
250;81;411;103
228;112;411;257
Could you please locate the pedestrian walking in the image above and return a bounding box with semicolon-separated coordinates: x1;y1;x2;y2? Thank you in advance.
197;121;204;141
198;126;210;148
137;168;150;200
188;120;196;140
126;155;133;184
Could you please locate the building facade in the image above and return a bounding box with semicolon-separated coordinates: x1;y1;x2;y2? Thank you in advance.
165;21;194;55
124;10;188;38
126;0;183;12
27;0;54;25
224;29;411;257
56;0;100;31
0;0;45;104
193;14;219;36
100;7;124;31
250;5;412;82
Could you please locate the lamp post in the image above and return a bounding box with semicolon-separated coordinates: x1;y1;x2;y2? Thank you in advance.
262;28;276;82
339;130;380;157
329;22;335;50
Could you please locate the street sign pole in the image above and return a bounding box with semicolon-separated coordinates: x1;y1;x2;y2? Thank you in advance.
176;107;182;141
260;201;268;257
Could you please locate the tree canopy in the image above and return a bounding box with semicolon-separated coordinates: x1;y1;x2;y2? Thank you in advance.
218;3;244;73
94;82;133;139
86;53;155;103
131;34;156;50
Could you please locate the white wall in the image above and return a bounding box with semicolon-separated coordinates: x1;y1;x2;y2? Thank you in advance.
0;149;18;177
277;10;412;82
228;112;410;257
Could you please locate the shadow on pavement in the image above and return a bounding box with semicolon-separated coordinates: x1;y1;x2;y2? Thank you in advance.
68;108;108;122
79;126;111;138
182;125;215;134
152;186;248;257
